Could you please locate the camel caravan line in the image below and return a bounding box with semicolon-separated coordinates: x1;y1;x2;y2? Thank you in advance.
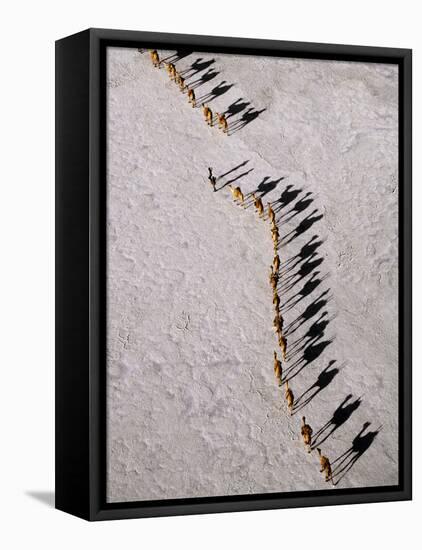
205;162;335;486
142;48;336;486
146;49;231;135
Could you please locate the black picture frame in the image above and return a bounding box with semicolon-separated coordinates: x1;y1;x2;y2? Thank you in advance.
55;28;412;521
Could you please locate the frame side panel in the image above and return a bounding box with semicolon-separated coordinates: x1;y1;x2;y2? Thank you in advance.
55;30;91;520
400;50;412;499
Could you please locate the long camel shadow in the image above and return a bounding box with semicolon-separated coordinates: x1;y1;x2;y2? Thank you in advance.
283;192;314;222
283;337;334;382
189;68;220;91
160;50;193;64
224;98;251;119
242;175;287;210
279;237;325;282
273;184;302;213
281;272;329;313
332;423;382;485
311;394;363;449
282;236;324;272
229;107;267;134
286;311;334;361
196;80;235;104
282;210;324;245
278;253;325;293
256;176;285;199
285;290;331;336
180;57;216;77
292;360;340;413
178;59;267;137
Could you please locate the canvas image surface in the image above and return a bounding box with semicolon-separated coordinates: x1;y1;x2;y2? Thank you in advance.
105;46;399;503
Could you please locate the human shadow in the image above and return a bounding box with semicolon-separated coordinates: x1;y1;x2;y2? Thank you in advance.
196;81;235;104
218;160;250;180
332;423;382;485
224;98;251;119
217;168;254;191
311;394;363;449
292;360;339;413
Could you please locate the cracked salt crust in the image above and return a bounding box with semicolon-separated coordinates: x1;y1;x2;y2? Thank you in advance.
106;47;399;502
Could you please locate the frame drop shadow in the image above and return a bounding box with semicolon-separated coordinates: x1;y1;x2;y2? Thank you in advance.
26;490;55;508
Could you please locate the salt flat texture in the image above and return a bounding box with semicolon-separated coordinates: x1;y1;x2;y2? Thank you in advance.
106;47;398;502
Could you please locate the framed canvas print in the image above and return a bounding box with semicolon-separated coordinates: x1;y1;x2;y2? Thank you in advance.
55;28;412;521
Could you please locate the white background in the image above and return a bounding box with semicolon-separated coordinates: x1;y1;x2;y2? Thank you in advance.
0;1;418;548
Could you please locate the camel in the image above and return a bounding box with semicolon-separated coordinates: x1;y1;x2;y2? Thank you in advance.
274;310;284;328
273;254;280;272
301;417;313;452
285;381;294;414
187;88;196;108
317;448;334;483
269;265;276;284
269;266;279;290
268;203;275;224
278;333;287;361
273;313;283;333
163;61;177;80
273;351;282;386
216;112;229;133
273;317;282;334
177;74;186;91
228;185;244;205
149;49;160;67
252;193;264;217
202;103;213;126
272;226;280;243
273;291;280;310
172;69;180;84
